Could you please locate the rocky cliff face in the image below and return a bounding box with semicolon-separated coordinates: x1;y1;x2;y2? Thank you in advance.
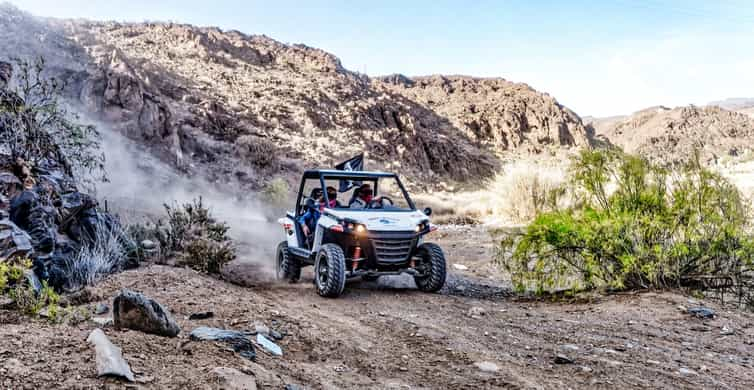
590;105;754;164
375;75;590;153
0;4;593;190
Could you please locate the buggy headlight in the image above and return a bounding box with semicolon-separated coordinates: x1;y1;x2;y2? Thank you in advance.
354;224;366;234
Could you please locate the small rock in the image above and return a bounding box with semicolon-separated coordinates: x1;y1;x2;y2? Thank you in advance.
190;327;256;360
467;307;486;318
688;307;715;319
140;240;156;250
474;361;499;372
269;329;284;340
679;367;697;376
580;366;593;373
211;367;257;390
113;289;180;337
253;323;270;336
284;385;303;390
256;334;282;356
92;317;114;327
560;344;580;352
94;303;109;315
86;329;135;382
452;263;468;270
188;311;214;320
554;355;575;364
720;326;734;335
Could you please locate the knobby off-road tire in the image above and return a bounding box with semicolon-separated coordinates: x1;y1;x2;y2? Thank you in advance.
276;241;301;283
414;242;447;292
315;243;346;298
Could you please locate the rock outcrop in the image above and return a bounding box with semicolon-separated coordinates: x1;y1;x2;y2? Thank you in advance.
590;105;754;164
0;60;133;291
375;75;591;153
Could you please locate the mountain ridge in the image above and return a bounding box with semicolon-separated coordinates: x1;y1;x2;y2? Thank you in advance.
0;3;592;190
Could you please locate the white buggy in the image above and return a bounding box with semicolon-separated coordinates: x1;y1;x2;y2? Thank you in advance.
276;170;446;298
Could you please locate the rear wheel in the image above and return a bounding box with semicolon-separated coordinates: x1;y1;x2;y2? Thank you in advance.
276;241;300;283
314;244;346;298
413;243;446;292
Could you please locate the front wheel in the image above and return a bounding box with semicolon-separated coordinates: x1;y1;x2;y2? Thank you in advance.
314;244;346;298
276;241;301;283
413;243;447;292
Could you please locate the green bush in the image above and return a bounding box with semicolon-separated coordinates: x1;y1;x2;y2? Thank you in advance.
498;149;754;297
154;198;236;273
1;258;60;319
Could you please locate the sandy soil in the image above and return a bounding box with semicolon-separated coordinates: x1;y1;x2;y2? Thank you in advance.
2;227;754;389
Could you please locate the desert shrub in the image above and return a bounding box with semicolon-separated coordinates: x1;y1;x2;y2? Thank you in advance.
155;198;236;273
1;257;60;319
0;57;105;185
498;149;754;297
236;135;277;168
0;257;31;291
262;177;290;206
64;216;136;290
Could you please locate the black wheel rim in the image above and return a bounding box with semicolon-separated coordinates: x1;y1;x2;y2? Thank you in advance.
317;255;329;287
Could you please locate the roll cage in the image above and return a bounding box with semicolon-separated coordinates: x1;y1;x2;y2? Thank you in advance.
294;170;416;215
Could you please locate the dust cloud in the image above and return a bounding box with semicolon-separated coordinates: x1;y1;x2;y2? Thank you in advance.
94;125;282;282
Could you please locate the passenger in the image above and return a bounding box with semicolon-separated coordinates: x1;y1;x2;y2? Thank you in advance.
349;184;373;209
321;186;340;210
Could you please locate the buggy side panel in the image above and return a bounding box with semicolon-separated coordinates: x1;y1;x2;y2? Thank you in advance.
280;213;304;248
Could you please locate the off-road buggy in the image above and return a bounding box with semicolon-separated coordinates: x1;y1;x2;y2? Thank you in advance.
276;170;446;298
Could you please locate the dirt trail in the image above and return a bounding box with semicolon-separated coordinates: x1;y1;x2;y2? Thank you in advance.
2;227;754;389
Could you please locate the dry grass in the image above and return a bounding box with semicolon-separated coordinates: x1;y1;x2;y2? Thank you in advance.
64;217;134;290
415;159;568;226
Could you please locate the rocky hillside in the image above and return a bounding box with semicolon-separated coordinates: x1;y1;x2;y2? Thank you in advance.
375;75;590;152
589;105;754;164
0;4;592;190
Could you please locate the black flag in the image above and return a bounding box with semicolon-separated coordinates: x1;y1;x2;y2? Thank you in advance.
335;154;364;192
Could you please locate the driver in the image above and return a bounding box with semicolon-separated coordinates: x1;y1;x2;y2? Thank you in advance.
299;188;323;242
349;184;373;209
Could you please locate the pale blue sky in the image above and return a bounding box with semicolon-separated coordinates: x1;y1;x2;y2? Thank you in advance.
7;0;754;116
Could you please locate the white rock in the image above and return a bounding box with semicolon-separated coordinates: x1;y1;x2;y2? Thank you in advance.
86;329;135;382
256;334;283;356
474;361;499;372
452;263;468;270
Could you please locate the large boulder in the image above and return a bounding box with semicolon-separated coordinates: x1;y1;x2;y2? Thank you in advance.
9;190;56;254
0;218;33;259
113;289;180;337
